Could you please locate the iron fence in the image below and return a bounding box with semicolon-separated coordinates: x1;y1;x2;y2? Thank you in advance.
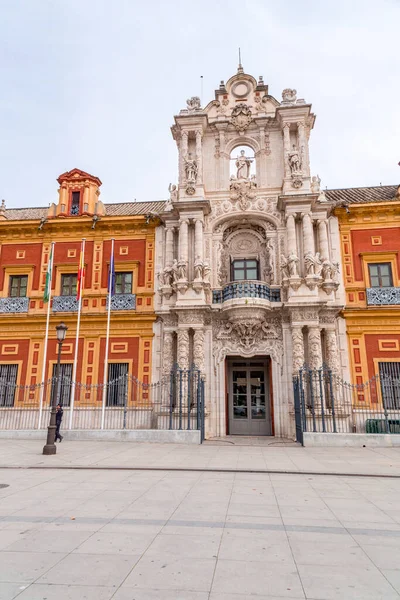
293;365;400;443
0;367;205;441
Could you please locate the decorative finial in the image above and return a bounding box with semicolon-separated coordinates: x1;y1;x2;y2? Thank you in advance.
237;47;244;74
0;199;6;213
258;75;264;85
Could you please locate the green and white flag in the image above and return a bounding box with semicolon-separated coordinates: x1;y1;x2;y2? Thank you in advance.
43;243;54;303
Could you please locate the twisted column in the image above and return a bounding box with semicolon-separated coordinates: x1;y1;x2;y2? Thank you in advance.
162;331;175;375
308;327;323;370
292;327;305;373
193;329;205;372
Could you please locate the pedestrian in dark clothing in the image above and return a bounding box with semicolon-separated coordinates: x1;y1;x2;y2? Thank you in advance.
55;404;63;442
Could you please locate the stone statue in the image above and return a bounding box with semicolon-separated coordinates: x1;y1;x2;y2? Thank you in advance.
177;259;187;280
304;252;322;276
236;150;252;179
184;153;198;183
288;145;301;174
322;259;339;281
287;252;299;277
311;175;321;193
264;239;275;284
202;262;211;284
194;259;203;280
282;88;297;104
280;255;290;279
186;96;201;111
168;183;178;202
171;259;179;284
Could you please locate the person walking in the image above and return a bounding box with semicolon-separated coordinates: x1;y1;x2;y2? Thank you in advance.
55;404;63;442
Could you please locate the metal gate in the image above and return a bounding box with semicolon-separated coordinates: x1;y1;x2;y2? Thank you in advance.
293;375;303;445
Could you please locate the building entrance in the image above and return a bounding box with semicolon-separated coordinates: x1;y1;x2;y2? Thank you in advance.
227;358;272;435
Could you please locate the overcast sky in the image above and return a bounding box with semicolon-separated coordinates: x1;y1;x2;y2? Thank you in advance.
1;0;399;209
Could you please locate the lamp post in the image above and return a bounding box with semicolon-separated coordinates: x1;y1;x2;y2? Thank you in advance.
43;322;68;455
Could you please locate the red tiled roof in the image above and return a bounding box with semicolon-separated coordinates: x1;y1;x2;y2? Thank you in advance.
3;201;167;221
326;185;399;205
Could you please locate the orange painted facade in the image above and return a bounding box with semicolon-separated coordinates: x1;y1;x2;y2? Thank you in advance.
0;169;159;406
336;195;400;405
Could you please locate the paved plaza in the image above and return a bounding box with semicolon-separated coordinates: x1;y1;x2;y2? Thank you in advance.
1;441;400;598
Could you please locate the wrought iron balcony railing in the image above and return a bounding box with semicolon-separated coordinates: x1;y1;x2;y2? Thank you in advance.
213;281;281;304
0;297;29;313
366;287;400;306
109;293;136;311
52;295;79;312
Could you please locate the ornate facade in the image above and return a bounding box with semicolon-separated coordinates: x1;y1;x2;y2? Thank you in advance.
0;169;159;402
153;66;350;438
333;185;400;406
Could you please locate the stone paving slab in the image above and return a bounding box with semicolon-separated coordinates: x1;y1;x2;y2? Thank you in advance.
1;463;400;598
1;438;400;476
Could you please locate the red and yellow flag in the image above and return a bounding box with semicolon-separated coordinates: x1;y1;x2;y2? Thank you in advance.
76;241;85;301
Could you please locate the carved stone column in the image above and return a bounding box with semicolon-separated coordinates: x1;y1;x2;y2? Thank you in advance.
282;123;291;178
325;328;339;373
318;219;330;261
194;219;204;263
285;214;300;285
180;131;188;184
178;219;189;281
286;214;297;256
195;130;203;185
292;327;305;373
297;121;308;174
165;226;174;267
308;326;323;370
193;329;205;372
302;212;314;256
162;331;175;375
177;329;190;369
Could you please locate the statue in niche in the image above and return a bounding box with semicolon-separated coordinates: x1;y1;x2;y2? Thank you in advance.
184;153;198;184
280;255;290;279
236;150;252;179
287;252;299;276
177;259;187;280
171;259;179;284
322;260;340;282
304;252;323;276
194;259;203;280
202;262;211;283
288;145;302;174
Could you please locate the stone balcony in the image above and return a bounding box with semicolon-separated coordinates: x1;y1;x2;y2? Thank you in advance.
0;297;29;313
212;281;281;307
366;287;400;306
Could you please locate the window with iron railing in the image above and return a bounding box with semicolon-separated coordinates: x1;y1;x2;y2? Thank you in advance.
9;275;28;298
51;363;73;406
61;274;77;296
369;263;393;288
379;362;400;410
115;272;133;295
0;364;18;407
106;363;129;406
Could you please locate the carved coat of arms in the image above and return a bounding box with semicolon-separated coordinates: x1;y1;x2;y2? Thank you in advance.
230;103;252;132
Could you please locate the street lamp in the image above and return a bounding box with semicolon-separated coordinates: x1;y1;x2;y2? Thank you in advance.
43;322;68;455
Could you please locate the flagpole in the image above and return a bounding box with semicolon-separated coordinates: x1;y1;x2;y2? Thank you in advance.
69;238;85;429
101;238;114;429
38;242;55;429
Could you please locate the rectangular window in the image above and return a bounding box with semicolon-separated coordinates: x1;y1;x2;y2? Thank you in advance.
70;191;80;215
106;363;129;406
9;275;28;298
51;363;73;407
379;362;400;410
115;272;133;295
0;364;18;407
369;263;393;288
61;274;77;296
232;259;259;281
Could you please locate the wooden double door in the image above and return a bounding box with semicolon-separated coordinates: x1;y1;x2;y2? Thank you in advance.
227;358;272;435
